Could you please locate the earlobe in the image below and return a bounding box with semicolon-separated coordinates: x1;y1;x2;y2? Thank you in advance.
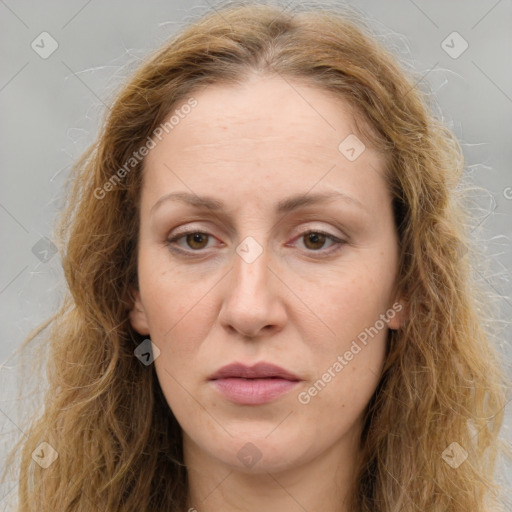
129;289;150;335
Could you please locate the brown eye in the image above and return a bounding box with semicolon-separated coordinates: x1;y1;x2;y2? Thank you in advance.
303;232;328;250
166;231;216;254
292;230;346;256
185;232;209;250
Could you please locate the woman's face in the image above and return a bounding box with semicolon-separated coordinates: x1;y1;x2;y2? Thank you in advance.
130;75;404;475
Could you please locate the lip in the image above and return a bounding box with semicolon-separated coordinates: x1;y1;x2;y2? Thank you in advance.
209;362;300;381
209;362;301;405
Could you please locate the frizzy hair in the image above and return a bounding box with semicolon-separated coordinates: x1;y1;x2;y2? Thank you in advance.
2;1;509;510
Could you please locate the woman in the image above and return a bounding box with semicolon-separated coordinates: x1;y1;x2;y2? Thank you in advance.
3;1;508;510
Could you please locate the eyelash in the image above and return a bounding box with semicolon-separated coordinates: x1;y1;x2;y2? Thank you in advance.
165;229;346;257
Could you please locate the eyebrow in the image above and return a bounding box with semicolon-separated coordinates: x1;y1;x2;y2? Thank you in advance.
150;190;368;216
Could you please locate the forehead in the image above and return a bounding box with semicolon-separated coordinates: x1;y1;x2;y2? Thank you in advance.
168;75;362;149
141;76;389;215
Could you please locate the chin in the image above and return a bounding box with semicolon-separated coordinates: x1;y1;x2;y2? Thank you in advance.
208;436;307;475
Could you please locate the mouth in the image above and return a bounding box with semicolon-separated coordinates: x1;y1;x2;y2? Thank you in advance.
208;362;302;405
209;361;300;381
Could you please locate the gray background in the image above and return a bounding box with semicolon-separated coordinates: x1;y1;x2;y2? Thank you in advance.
1;0;511;509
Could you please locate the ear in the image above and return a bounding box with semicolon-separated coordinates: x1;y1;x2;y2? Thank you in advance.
129;288;150;335
387;296;409;331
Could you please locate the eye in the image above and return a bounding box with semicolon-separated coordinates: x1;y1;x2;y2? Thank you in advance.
166;229;346;256
292;230;346;254
166;231;218;253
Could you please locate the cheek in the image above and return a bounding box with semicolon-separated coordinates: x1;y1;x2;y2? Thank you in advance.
297;262;392;413
315;264;394;350
297;326;388;438
137;246;214;341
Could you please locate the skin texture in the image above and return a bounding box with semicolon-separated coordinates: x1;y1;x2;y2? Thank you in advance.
129;74;406;512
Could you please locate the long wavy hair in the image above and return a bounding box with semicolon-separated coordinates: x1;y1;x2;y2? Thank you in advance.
2;1;509;510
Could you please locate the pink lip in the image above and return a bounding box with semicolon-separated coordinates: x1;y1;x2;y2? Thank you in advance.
209;362;301;405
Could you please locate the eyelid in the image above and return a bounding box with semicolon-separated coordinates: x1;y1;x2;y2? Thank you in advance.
289;221;346;241
166;225;347;257
166;229;221;254
287;229;346;254
168;220;346;241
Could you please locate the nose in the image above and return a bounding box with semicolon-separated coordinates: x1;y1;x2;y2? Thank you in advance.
217;241;287;339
